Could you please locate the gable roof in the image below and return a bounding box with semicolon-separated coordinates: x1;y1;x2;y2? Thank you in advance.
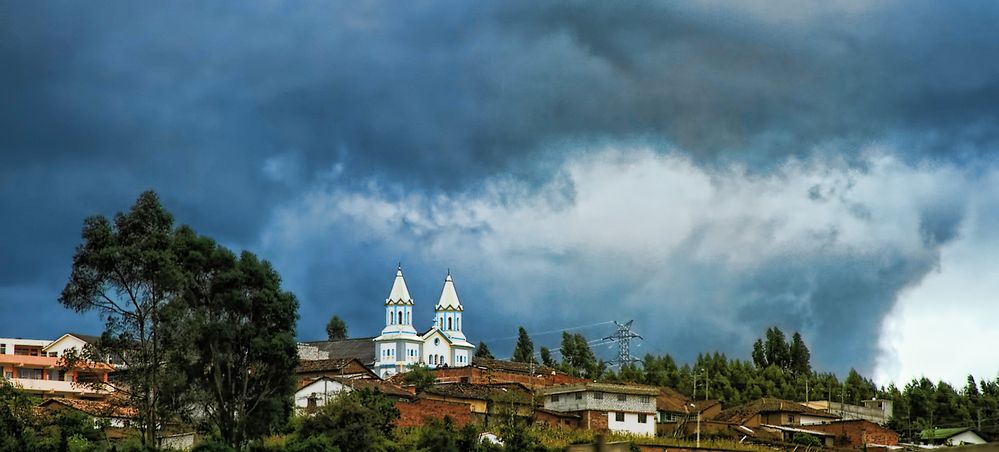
296;358;375;378
300;337;376;365
714;398;839;424
39;398;137;419
41;333;101;352
920;427;982;440
470;357;559;375
425;382;535;403
297;376;413;399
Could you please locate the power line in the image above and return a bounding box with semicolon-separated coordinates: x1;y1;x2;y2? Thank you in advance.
603;320;643;368
479;320;615;342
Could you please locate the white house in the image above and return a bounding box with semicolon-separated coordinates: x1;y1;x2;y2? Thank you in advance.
295;376;412;411
540;383;660;436
372;266;475;379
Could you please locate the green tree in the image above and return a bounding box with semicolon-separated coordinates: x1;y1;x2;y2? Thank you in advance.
164;227;299;448
751;339;767;368
559;333;601;379
414;416;482;452
0;379;33;451
293;388;400;452
475;341;495;359
326;315;348;341
788;331;811;376
764;327;790;371
539;347;556;367
511;327;536;363
58;190;181;446
403;364;437;393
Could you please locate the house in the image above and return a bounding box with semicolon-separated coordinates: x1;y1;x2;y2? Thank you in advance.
38;397;136;428
714;397;840;428
655;387;727;438
295;375;412;411
919;427;988;446
540;382;659;436
802;399;894;425
1;334;115;399
373;267;475;378
297;337;377;367
422;382;536;426
296;357;379;382
431;357;588;388
804;419;899;449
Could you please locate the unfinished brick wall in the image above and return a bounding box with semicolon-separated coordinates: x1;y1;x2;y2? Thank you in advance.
805;420;899;448
432;366;588;388
394;398;473;428
581;410;609;431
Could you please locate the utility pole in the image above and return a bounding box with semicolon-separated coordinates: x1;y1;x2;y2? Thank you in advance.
603;320;643;368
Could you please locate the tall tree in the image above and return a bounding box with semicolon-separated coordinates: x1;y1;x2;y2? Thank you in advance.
165;228;299;448
511;327;536;363
59;191;180;446
560;332;601;378
326;315;348;341
540;347;556;367
751;339;767;368
789;331;812;375
475;341;494;359
764;326;791;370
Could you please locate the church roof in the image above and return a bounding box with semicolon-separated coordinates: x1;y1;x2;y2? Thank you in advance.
386;266;413;305
435;271;463;311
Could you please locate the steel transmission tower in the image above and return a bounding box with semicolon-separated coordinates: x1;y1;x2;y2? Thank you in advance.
604;320;643;367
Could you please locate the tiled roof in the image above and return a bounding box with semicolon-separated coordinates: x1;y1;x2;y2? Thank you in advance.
470;357;559;375
714;398;838;424
657;386;690;412
39;398;137;418
299;376;413;399
425;382;535;404
541;382;660;396
920;427;975;440
300;337;376;365
296;358;360;374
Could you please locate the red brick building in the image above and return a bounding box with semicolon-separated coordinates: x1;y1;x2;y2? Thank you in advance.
431;357;588;388
804;419;899;449
395;397;474;428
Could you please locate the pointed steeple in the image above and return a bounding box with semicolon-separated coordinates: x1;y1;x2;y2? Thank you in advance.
386;264;414;305
435;270;463;311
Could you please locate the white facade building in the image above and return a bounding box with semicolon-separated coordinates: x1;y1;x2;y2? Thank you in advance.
373;266;475;379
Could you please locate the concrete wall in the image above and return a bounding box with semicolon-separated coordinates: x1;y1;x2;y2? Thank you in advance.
607;411;655;436
544;390;656;414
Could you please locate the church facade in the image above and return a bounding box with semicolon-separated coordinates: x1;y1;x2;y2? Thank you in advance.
372;266;475;378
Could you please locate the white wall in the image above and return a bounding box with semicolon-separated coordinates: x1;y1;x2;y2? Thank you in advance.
44;336;89;358
294;379;349;409
607;411;655;436
949;431;986;445
423;334;450;367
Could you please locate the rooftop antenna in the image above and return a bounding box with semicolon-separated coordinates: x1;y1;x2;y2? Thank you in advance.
603;320;643;367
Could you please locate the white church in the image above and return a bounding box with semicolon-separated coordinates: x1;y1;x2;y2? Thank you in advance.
373;266;475;378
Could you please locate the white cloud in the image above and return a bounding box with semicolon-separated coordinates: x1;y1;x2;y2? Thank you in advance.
261;146;993;379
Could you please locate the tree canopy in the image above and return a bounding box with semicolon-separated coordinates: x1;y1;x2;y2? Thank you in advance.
326;315;348;341
511;327;536;363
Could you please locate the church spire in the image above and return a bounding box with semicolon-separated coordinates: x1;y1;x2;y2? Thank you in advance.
435;271;463;311
386;264;413;305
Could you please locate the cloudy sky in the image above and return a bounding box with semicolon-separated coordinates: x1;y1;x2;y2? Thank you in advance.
2;1;998;386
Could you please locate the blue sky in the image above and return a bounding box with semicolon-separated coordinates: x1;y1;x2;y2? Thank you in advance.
2;1;999;385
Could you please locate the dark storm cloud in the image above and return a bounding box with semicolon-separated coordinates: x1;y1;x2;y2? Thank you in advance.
1;1;998;376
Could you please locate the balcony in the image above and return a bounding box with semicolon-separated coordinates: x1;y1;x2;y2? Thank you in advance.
9;377;106;395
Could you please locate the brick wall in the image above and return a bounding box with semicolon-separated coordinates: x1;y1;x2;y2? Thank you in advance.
582;410;609;431
394;398;473;428
432;366;588;388
804;420;899;448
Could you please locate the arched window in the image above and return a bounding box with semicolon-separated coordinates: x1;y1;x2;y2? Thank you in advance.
390;310;395;324
447;317;452;330
405;310;410;324
457;318;460;330
431;355;436;365
398;311;403;325
439;354;445;365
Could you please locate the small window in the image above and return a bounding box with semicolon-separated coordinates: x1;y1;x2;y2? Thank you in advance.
0;345;5;354
48;352;58;357
787;415;794;423
641;395;650;403
551;394;560;402
576;393;583;400
593;392;603;400
307;396;318;408
617;394;627;402
615;412;625;422
639;413;648;423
